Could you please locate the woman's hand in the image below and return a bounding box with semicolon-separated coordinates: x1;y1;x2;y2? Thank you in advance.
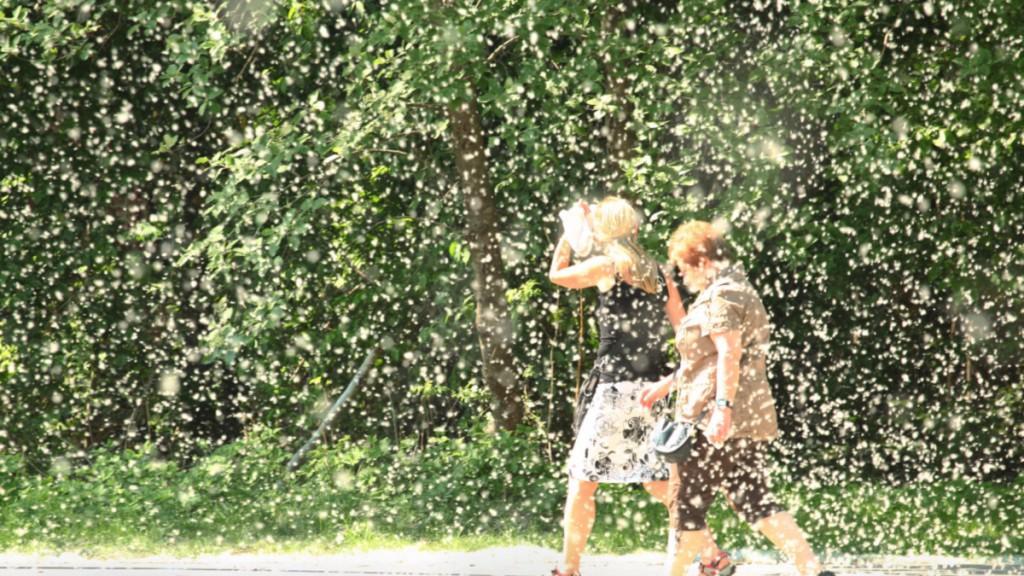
639;377;672;409
704;406;733;447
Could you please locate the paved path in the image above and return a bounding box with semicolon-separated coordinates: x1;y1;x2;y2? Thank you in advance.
1;547;1021;576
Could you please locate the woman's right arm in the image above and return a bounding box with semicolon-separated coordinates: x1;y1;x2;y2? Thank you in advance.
549;236;573;279
548;237;614;289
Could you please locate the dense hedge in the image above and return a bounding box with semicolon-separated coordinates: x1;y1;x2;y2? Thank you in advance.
1;0;1022;486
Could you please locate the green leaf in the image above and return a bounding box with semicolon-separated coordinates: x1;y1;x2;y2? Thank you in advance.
156;134;178;155
448;240;470;265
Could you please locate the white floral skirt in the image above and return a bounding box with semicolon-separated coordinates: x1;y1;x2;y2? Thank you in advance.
567;380;670;483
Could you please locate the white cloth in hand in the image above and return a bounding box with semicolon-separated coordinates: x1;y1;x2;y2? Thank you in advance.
559;204;594;257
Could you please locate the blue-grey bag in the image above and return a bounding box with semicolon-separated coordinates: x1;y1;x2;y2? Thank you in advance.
651;417;697;463
651;375;705;463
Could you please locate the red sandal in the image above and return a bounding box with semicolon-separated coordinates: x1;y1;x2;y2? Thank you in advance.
700;551;736;576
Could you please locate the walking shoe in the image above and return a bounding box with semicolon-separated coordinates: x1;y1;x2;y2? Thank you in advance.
700;551;736;576
550;568;580;576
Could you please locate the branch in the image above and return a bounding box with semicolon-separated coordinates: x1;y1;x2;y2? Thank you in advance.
233;42;260;83
406;102;444;111
365;147;409;156
286;347;380;473
487;35;518;64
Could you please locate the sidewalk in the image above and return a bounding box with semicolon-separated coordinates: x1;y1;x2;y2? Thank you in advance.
1;547;1021;576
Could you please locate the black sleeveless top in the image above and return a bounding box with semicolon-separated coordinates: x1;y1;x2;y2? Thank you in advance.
595;270;671;384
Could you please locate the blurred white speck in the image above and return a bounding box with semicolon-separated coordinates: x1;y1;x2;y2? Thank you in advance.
948;179;966;199
51;456;72;476
159;372;181;396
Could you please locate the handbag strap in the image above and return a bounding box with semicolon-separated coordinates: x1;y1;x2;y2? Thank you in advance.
668;366;710;425
575;355;606;405
574;294;585;404
670;365;685;419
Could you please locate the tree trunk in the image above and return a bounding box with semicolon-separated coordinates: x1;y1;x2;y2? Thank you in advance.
602;8;637;190
448;92;524;431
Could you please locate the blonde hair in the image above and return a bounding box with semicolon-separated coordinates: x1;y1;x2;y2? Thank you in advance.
591;196;660;294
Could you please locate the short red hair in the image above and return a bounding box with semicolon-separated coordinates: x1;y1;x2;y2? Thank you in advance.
667;221;733;266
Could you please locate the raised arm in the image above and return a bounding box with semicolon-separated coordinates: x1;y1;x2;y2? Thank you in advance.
664;266;686;330
548;236;615;289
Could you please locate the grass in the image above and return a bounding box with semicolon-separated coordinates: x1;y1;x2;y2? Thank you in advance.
1;429;1021;558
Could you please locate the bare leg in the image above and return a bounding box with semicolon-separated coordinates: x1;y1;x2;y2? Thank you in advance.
753;511;822;576
647;480;721;566
559;479;599;575
642;480;671;506
698;530;721;566
666;529;714;576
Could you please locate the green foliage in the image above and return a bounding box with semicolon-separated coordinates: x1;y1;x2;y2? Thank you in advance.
0;428;1021;556
1;0;1022;490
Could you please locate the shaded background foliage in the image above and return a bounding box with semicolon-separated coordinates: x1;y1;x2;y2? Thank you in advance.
1;0;1022;495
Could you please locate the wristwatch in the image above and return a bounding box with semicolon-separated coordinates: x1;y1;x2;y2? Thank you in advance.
716;398;733;409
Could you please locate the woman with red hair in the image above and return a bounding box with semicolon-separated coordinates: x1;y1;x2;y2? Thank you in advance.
641;220;834;576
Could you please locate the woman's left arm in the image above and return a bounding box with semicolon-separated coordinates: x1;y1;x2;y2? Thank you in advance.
663;267;686;330
705;329;742;444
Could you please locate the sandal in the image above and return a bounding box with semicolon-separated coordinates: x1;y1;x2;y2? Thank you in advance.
700;551;736;576
550;569;581;576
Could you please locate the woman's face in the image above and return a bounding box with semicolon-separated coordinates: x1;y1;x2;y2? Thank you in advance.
674;255;712;293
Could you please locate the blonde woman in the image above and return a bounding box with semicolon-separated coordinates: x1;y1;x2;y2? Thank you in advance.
548;197;725;576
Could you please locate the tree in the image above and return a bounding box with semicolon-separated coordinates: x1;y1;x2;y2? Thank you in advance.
449;93;524;429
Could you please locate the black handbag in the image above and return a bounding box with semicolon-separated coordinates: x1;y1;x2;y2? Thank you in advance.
572;358;605;434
